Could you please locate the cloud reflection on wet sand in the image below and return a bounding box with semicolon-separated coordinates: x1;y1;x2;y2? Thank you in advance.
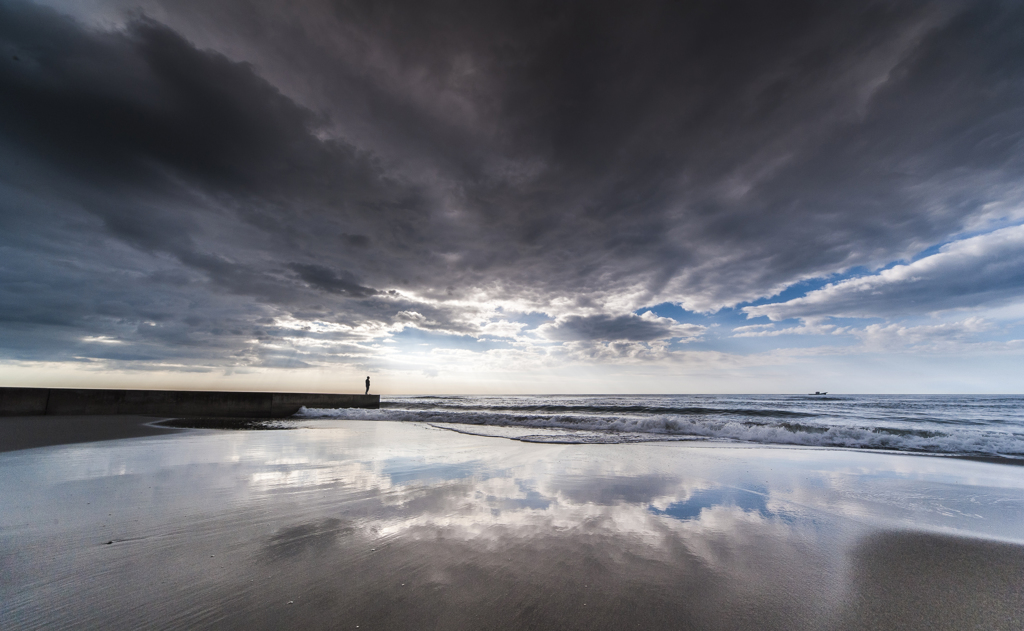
1;421;1022;630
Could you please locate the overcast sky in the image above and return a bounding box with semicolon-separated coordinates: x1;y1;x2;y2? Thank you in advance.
1;0;1022;393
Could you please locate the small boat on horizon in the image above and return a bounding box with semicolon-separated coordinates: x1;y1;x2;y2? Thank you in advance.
809;391;828;395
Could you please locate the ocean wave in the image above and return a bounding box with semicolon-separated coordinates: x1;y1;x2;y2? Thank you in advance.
380;401;819;418
295;406;1024;459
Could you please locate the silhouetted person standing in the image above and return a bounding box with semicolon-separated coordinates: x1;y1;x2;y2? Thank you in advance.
365;376;370;395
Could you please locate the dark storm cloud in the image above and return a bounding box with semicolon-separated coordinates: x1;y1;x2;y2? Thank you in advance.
127;0;1024;307
0;0;450;363
0;2;388;202
2;0;1024;368
288;264;378;297
540;313;703;343
270;0;1024;309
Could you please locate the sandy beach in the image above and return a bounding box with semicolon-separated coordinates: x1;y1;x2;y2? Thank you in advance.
0;414;183;453
1;417;1022;630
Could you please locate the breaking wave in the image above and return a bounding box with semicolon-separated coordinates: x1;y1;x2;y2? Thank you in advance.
296;394;1024;461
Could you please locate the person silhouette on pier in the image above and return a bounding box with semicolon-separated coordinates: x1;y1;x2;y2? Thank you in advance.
365;376;370;395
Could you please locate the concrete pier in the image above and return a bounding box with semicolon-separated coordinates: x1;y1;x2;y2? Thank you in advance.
0;387;379;417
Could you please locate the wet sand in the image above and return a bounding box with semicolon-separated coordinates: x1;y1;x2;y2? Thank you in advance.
1;418;1022;630
0;414;183;452
843;532;1023;630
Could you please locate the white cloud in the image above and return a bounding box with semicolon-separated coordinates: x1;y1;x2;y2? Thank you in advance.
478;319;528;339
732;321;847;338
855;317;995;352
744;225;1024;321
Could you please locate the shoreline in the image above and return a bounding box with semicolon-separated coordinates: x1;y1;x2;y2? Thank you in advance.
4;414;1024;467
417;419;1024;465
2;418;1022;630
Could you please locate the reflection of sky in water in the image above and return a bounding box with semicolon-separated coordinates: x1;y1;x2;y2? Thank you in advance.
2;424;1022;545
1;421;1023;629
652;486;771;521
489;480;552;513
380;457;487;485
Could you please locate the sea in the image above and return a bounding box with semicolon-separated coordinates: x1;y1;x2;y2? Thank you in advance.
297;394;1024;462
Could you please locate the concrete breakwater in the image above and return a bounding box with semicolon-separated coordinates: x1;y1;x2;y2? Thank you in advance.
0;387;379;417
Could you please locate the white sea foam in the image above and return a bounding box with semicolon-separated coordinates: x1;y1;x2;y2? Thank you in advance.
295;394;1024;459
